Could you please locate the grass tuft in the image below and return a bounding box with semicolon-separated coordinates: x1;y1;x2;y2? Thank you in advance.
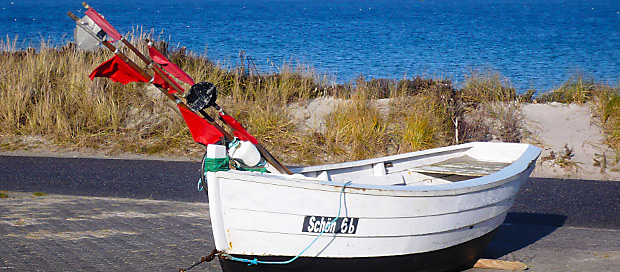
460;71;516;104
539;74;596;104
323;89;390;161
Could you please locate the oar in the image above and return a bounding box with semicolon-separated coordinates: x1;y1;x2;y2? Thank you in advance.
68;9;292;175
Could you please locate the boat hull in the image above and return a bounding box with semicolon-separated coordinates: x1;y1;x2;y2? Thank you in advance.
207;143;541;272
218;228;498;272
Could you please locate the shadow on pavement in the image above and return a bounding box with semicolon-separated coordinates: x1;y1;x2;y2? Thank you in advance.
481;212;567;259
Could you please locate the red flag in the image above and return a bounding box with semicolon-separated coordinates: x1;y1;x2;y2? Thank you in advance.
218;112;258;145
148;45;195;86
84;7;122;42
152;67;184;94
178;106;224;145
89;55;148;84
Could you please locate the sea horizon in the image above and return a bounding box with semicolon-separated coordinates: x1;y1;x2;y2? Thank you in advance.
2;0;620;93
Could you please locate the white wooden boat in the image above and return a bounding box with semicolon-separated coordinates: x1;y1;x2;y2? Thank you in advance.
206;142;541;271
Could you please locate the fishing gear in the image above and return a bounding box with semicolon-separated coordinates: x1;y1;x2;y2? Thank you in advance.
68;3;292;175
186;82;218;112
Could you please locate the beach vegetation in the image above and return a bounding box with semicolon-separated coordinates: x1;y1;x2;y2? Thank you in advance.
457;71;522;143
323;88;390;161
4;35;620;166
390;79;457;152
459;71;516;105
539;75;597;104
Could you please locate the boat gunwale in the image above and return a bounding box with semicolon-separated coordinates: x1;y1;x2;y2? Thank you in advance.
214;143;541;197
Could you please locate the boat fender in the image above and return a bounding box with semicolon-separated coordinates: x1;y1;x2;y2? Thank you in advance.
228;140;262;167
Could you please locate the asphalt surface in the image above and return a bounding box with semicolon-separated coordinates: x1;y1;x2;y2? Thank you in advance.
0;155;205;202
1;155;620;271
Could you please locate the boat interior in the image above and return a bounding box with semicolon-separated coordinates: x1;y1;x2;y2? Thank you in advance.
291;144;523;187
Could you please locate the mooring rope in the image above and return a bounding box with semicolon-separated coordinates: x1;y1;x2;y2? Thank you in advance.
198;156;229;191
220;180;353;266
204;157;230;172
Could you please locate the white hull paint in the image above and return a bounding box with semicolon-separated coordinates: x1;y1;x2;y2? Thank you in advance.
207;142;541;260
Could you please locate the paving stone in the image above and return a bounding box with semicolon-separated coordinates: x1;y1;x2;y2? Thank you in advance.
0;192;221;271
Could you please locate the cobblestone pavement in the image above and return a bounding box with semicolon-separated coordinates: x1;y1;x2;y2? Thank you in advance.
0;192;221;271
2;191;619;272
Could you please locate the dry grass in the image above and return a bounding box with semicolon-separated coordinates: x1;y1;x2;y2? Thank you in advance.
323;89;390;161
6;35;620;166
0;34;196;156
0;35;526;165
460;71;516;104
592;86;620;155
539;75;596;104
457;71;522;143
389;80;457;152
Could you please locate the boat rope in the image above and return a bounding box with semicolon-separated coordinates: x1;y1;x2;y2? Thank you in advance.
220;181;353;266
203;156;230;172
231;158;268;173
179;248;220;272
197;155;229;191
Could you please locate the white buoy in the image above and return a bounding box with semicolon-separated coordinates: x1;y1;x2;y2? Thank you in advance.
228;141;262;167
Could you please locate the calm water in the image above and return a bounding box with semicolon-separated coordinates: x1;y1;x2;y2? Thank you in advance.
2;0;620;92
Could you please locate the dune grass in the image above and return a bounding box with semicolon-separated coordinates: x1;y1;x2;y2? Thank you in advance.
591;86;620;154
0;36;520;164
539;75;596;104
3;36;620;166
389;79;457;152
0;34;196;156
458;71;522;143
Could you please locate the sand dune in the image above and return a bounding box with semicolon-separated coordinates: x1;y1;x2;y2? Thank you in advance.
522;103;618;180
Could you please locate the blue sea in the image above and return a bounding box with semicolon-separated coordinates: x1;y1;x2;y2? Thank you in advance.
2;0;620;92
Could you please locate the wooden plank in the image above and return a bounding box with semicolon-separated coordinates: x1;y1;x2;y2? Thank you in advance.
410;156;510;177
473;258;528;270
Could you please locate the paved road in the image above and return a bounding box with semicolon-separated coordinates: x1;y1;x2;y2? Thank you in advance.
0;155;205;202
1;155;620;271
2;155;619;229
